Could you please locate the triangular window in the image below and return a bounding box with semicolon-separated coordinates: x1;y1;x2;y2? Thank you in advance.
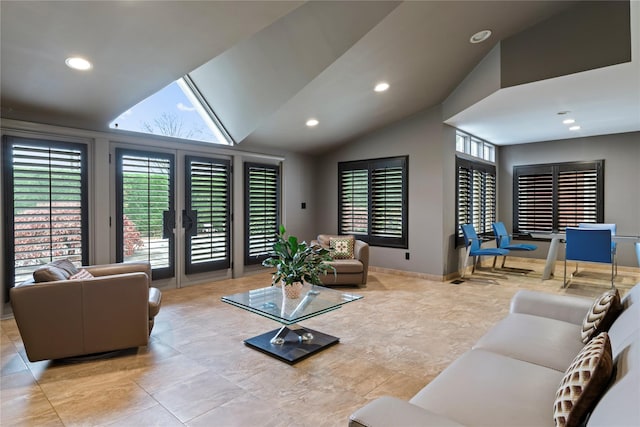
110;77;232;145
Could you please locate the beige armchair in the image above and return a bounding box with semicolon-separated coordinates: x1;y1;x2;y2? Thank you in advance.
10;261;161;362
314;234;369;287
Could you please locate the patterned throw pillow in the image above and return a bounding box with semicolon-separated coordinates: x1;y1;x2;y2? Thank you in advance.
330;237;355;259
553;332;613;427
581;289;622;343
69;269;94;280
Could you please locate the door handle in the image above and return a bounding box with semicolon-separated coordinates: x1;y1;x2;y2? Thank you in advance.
162;210;175;239
183;209;198;237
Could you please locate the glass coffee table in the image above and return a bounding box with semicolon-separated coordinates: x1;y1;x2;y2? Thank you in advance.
221;283;362;364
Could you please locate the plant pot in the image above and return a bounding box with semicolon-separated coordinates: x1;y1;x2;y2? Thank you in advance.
282;282;303;299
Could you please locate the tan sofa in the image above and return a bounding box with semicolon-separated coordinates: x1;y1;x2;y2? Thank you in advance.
10;261;161;362
313;234;369;286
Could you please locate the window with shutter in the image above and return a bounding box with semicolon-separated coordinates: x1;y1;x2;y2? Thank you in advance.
2;136;88;297
338;156;408;248
455;157;496;243
513;160;603;234
245;162;280;265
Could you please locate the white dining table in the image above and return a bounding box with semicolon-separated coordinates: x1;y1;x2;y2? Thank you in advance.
531;233;640;280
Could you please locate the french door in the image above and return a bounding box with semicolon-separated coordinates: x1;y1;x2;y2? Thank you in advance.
115;149;175;280
115;148;231;284
184;155;231;274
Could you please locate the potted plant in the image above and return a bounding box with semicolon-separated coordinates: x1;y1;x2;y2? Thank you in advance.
262;225;335;298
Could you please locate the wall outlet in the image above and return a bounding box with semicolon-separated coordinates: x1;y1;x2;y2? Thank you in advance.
301;202;306;209
405;252;410;260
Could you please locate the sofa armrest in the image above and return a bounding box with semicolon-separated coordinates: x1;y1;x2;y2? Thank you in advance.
84;262;151;282
349;397;464;427
510;290;594;325
353;240;369;283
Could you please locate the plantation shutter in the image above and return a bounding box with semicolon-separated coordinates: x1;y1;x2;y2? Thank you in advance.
245;162;280;265
338;156;408;248
186;156;231;273
339;168;368;234
514;167;554;233
557;162;602;230
513;161;603;234
2;137;88;292
456;157;496;239
116;149;175;279
370;160;406;244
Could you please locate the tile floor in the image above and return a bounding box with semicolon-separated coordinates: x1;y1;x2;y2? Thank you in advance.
2;260;638;426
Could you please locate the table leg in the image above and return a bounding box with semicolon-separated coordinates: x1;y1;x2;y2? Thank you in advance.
270;324;314;345
542;237;561;280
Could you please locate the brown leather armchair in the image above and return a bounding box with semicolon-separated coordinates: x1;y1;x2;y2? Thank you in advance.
313;234;370;286
10;261;161;362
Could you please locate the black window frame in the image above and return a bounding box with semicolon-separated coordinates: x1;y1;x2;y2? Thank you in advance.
2;136;89;301
244;162;281;265
513;160;604;235
455;156;497;246
338;156;408;249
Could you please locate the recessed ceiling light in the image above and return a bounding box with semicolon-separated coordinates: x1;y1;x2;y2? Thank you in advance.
469;29;492;44
65;57;92;71
374;82;390;92
563;119;576;125
569;125;581;131
306;118;319;127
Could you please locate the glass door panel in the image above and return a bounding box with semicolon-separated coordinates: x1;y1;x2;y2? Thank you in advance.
185;155;231;274
115;149;175;280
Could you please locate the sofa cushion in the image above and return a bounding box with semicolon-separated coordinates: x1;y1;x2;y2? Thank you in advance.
473;313;585;371
554;332;613;427
409;349;564;426
581;289;622;343
69;269;94;280
330;236;355;259
326;259;363;274
33;259;79;282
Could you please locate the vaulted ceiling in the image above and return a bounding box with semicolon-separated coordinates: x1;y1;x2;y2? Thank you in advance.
1;1;638;154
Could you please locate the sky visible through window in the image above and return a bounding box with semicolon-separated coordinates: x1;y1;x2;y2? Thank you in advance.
110;79;228;144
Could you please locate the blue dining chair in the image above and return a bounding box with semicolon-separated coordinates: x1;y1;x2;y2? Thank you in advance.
564;227;615;289
460;224;509;278
578;223;617;276
491;221;537;269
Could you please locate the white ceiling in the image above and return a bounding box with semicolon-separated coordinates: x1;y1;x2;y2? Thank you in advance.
1;1;637;153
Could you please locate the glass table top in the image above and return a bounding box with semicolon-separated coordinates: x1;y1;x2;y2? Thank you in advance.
221;283;363;325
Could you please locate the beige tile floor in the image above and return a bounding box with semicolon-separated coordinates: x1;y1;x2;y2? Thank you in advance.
2;259;638;426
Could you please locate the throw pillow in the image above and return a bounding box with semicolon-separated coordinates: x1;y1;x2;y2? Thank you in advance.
32;258;80;282
330;236;355;259
553;332;613;427
69;269;94;280
581;289;622;344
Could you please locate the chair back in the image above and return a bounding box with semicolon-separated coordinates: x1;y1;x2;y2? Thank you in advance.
492;222;511;248
578;223;616;235
565;227;612;263
461;224;480;251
